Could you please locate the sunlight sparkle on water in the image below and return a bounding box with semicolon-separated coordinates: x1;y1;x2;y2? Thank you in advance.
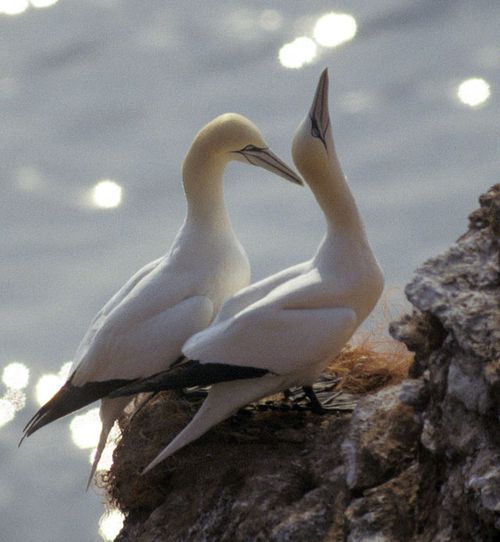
99;509;125;542
0;399;16;427
279;37;317;69
0;360;28;428
313;13;357;48
91;180;123;209
0;390;26;427
0;0;28;15
35;361;72;406
36;374;63;406
30;0;59;7
457;78;491;107
70;407;101;449
2;362;29;390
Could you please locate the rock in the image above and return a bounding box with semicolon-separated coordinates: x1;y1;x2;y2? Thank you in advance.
342;385;421;491
402;184;500;363
389;183;500;541
105;185;500;541
109;406;353;542
344;464;420;542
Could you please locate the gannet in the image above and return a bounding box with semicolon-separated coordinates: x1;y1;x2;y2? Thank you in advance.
20;113;302;487
110;69;384;474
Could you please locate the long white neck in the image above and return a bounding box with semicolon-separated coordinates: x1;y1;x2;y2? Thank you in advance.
308;141;384;320
310;146;368;245
182;145;232;231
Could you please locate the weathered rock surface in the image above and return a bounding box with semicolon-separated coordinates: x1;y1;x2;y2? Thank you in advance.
388;183;500;541
106;185;500;541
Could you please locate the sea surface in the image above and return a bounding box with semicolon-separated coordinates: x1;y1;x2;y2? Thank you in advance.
1;1;499;540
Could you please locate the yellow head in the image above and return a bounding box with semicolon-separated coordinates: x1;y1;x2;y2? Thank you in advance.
188;113;302;185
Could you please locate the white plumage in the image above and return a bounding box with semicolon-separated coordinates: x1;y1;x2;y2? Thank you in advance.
112;69;384;473
21;113;302;488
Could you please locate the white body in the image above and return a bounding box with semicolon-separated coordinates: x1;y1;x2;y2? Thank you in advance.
73;219;249;388
80;209;250;485
143;69;384;472
23;113;303;488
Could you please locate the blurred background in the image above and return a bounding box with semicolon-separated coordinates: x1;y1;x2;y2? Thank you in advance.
1;0;498;540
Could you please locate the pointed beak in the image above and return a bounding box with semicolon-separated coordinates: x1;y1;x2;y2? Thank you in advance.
236;147;303;185
309;68;331;148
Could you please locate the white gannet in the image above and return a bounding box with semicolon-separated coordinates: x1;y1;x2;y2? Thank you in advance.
110;69;384;474
20;113;302;487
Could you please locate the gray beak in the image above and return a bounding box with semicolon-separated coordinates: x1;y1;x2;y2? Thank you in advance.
309;68;331;149
236;146;303;185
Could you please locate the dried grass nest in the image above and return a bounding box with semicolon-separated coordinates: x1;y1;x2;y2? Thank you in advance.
98;335;413;512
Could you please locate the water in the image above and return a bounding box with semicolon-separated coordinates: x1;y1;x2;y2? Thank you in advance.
1;1;498;540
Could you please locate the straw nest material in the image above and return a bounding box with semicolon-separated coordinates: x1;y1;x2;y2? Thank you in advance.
98;336;412;513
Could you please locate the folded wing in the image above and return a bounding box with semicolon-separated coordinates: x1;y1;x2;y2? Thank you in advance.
184;302;358;374
21;295;214;441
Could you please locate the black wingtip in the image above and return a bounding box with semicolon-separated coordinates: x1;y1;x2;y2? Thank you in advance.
109;360;269;398
20;377;136;442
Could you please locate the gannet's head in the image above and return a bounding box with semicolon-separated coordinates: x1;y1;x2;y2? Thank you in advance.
292;69;335;183
191;113;303;185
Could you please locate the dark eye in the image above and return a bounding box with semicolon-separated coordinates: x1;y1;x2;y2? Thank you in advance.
310;117;321;139
241;144;261;152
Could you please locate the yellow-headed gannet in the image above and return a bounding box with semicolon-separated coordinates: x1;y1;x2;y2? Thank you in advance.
20;113;302;488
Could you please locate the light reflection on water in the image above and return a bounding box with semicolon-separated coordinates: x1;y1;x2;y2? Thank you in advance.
0;390;25;427
0;398;17;426
0;362;29;427
70;407;102;449
279;11;358;69
71;405;120;472
279;37;317;69
0;356;121;542
313;12;357;48
457;78;491;107
0;354;120;540
0;355;116;458
2;362;30;390
90;180;123;210
3;388;26;412
0;0;57;15
69;405;120;469
99;509;125;542
35;361;72;406
0;0;28;15
30;0;58;7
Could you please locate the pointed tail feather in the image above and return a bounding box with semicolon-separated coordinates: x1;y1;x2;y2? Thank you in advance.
87;423;110;491
86;397;130;490
142;375;286;474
